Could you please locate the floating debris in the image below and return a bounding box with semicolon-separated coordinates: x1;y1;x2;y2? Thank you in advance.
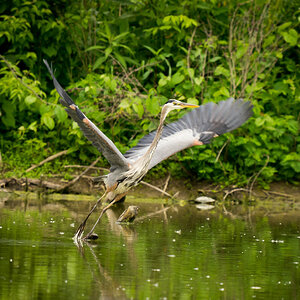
195;196;216;204
116;206;139;224
196;204;215;211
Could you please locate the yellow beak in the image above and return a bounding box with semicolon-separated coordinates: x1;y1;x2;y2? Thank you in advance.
180;103;200;108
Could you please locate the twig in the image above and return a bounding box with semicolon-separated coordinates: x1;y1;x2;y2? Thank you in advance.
57;157;102;192
26;150;69;173
161;173;171;196
187;27;197;86
135;206;171;222
215;139;230;162
223;188;250;201
249;154;269;198
264;190;295;198
64;165;109;172
140;181;173;198
126;61;162;78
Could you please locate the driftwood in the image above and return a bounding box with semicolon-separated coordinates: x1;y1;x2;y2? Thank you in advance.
0;178;63;190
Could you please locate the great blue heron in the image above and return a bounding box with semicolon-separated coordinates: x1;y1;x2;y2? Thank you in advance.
44;60;253;240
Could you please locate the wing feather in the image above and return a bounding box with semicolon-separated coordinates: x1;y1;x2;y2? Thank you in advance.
124;98;253;169
44;60;129;171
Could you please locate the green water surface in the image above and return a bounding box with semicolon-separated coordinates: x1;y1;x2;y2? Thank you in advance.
0;193;299;299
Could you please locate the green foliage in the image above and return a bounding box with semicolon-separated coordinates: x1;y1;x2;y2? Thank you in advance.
0;0;299;186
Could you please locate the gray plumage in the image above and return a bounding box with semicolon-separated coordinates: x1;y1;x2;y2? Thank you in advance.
44;59;253;240
43;59;129;172
124;98;253;169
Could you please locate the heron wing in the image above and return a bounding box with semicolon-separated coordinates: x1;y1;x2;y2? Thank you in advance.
124;98;253;169
44;60;129;171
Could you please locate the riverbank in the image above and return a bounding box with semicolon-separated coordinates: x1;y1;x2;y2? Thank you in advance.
1;175;299;202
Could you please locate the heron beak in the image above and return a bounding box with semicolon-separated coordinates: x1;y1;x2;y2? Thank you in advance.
180;102;200;108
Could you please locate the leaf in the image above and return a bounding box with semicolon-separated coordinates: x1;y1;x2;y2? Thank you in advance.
54;106;68;122
42;113;55;130
28;121;38;132
236;44;248;59
171;72;185;85
42;46;57;57
281;153;300;172
187;98;199;105
132;102;144;118
2;114;15;128
281;29;298;46
263;35;275;48
214;65;230;78
278;22;292;32
158;76;169;87
105;47;112;58
114;52;127;69
146;96;160;115
93;56;107;70
209;56;221;62
86;45;105;51
25;95;37;105
213;86;230;98
255;117;265;127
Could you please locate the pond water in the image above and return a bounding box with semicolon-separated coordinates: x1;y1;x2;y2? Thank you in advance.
0;192;299;299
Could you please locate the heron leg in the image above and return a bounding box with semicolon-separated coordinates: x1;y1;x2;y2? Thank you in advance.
84;192;127;240
73;191;107;240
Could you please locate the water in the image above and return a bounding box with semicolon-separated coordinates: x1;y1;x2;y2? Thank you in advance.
0;193;299;299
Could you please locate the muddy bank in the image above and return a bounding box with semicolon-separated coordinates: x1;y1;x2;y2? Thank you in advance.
0;175;299;202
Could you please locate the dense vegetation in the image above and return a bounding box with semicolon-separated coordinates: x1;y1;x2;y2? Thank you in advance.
0;0;299;187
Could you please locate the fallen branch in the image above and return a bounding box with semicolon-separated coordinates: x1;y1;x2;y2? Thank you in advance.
140;180;173;198
26;150;69;173
0;178;63;190
26;178;63;190
64;165;109;172
223;188;250;201
264;190;295;198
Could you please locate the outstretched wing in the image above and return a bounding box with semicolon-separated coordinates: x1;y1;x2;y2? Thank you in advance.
124;98;253;169
44;60;129;171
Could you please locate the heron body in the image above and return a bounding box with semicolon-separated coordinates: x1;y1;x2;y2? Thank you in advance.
43;60;253;239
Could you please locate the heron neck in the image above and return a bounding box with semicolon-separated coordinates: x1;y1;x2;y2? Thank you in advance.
138;106;169;168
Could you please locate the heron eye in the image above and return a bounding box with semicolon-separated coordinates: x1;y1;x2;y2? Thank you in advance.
117;177;126;184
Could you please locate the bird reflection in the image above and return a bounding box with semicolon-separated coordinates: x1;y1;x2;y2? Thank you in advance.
80;243;128;300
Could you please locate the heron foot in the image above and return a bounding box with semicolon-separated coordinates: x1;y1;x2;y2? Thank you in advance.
84;233;99;240
73;223;85;241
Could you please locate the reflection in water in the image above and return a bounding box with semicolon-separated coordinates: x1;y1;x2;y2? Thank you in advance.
0;193;299;299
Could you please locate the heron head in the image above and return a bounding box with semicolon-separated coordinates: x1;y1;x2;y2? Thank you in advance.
165;99;199;111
